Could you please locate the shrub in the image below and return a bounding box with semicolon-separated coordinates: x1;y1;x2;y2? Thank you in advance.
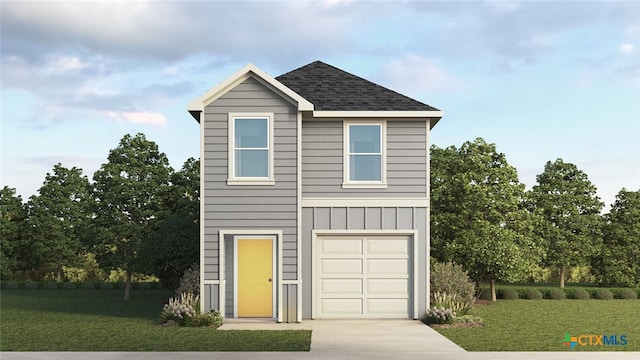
176;265;200;296
137;282;151;290
421;307;455;325
617;288;638;299
524;289;543;300
159;292;223;328
548;289;566;300
187;309;224;328
81;282;95;290
502;289;519;300
431;262;475;303
571;289;591;299
24;282;39;290
43;282;59;290
4;282;19;290
62;282;76;290
477;289;492;301
432;291;472;316
594;289;614;300
99;282;115;290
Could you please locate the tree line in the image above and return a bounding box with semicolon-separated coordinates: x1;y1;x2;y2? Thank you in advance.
431;138;639;300
1;135;638;300
1;133;199;299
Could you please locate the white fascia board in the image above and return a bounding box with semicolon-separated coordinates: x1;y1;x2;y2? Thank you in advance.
312;110;443;118
187;63;314;112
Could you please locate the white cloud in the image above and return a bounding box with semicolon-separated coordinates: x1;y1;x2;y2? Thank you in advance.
107;111;167;127
42;55;89;75
619;44;637;55
379;54;464;95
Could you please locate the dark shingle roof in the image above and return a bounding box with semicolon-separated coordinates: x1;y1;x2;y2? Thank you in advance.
276;61;439;112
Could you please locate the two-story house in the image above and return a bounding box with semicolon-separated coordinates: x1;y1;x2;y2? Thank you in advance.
187;61;442;322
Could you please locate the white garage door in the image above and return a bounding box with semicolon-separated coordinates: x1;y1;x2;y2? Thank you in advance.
316;235;410;318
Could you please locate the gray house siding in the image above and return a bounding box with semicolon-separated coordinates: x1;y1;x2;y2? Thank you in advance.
302;119;427;197
301;206;428;319
201;76;298;311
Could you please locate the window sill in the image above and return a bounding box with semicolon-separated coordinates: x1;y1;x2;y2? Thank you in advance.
341;182;388;189
227;179;275;186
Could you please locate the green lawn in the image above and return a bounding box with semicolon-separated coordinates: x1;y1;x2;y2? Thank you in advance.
437;299;640;351
0;290;310;351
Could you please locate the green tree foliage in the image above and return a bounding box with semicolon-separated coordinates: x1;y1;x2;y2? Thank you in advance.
0;187;27;279
91;133;172;299
593;189;640;287
139;158;200;290
431;138;540;300
24;164;91;281
526;159;604;288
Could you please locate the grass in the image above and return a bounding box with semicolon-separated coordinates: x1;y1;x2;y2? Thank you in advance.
436;299;640;351
0;290;310;351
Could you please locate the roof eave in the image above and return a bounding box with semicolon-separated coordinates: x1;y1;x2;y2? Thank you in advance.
187;63;314;122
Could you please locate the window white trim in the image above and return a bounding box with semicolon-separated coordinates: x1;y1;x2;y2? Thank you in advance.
227;113;275;185
342;120;387;188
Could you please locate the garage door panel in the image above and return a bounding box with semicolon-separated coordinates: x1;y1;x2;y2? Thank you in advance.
317;235;411;319
321;238;363;255
367;278;408;295
321;298;363;314
367;259;408;274
367;298;408;315
367;238;408;255
321;259;362;274
321;278;363;294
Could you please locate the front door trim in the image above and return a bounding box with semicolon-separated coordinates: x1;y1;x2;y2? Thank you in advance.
219;229;283;322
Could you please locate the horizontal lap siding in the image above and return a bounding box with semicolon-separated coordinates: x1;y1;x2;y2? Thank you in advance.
302;120;427;197
203;76;298;281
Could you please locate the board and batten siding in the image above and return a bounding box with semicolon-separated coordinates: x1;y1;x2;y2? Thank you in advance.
301;206;429;319
301;119;428;197
202;76;298;285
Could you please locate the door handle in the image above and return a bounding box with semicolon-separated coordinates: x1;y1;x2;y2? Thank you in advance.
268;278;272;282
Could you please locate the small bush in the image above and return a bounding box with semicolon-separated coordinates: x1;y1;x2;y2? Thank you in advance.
430;262;475;307
571;289;591;299
594;289;614;300
524;289;543;300
432;291;472;316
24;282;39;290
159;292;198;326
43;282;59;290
421;307;455;325
617;288;638;299
502;289;519;300
62;282;76;290
477;288;492;301
81;282;95;290
176;265;200;296
548;289;566;300
5;282;19;290
98;282;114;290
187;310;224;328
137;282;151;290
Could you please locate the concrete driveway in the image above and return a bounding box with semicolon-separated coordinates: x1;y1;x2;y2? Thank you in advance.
220;319;464;353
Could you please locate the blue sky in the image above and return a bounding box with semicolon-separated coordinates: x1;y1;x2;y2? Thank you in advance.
1;0;638;210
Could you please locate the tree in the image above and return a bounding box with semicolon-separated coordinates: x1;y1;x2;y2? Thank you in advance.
431;138;540;301
91;133;172;299
0;187;27;279
526;159;604;288
139;158;200;289
24;165;91;280
592;189;640;287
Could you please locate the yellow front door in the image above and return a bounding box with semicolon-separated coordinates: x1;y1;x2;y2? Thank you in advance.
237;238;273;317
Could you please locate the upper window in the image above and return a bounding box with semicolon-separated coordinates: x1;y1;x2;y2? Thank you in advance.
343;121;387;188
228;114;274;185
